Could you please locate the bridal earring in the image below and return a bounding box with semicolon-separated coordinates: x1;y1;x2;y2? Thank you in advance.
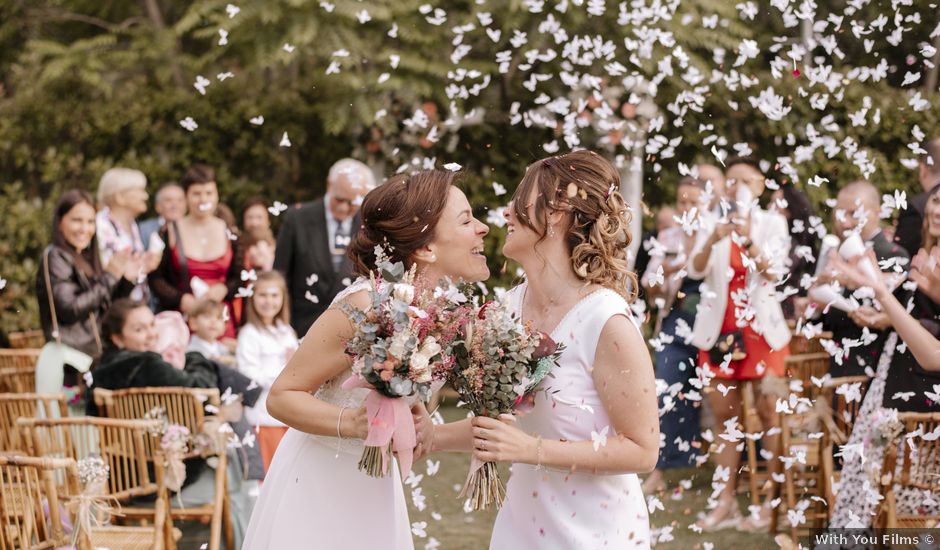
548;225;556;238
430;254;437;262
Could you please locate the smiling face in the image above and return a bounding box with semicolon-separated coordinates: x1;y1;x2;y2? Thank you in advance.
503;185;545;263
115;186;150;217
112;306;157;352
328;174;366;222
424;186;490;283
59;201;97;252
926;190;940;244
156;186;186;221
251;279;285;325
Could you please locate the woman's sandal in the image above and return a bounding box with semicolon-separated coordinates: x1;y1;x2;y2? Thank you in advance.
695;498;743;532
737;504;774;533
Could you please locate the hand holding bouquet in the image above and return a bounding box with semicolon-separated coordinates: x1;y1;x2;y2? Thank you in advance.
449;299;564;510
341;246;471;477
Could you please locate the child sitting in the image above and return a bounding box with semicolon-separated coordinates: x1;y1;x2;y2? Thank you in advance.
187;298;237;367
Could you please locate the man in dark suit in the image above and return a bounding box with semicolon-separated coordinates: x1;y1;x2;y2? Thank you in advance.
816;181;909;377
895;137;940;256
274;158;376;336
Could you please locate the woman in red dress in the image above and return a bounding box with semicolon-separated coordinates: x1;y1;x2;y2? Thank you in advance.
687;158;792;532
149;164;240;339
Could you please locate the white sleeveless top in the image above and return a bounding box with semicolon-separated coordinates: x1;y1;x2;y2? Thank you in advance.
490;282;652;550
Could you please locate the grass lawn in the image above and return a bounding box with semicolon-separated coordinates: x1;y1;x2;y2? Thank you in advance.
180;403;778;549
406;404;777;549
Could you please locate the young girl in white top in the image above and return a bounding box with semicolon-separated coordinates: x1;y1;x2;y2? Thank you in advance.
236;270;298;472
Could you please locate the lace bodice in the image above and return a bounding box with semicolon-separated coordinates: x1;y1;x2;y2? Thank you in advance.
313;279;372;410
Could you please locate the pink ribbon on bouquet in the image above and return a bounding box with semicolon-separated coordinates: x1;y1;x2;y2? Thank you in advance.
342;375;417;478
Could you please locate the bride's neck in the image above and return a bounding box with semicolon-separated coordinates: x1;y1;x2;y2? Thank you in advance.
522;255;581;309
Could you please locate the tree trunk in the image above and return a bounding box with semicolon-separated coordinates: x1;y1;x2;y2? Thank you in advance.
620;138;645;271
141;0;185;89
924;33;940;96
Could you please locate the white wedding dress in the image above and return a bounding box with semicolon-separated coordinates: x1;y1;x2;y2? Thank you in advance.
242;280;414;550
489;282;651;550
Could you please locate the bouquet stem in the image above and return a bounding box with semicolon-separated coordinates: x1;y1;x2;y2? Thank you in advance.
460;460;504;510
358;444;390;477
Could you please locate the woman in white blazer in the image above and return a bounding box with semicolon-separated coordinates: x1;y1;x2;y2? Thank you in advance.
687;157;792;532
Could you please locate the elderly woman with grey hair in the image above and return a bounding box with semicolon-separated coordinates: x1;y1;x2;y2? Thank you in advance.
96;167;162;302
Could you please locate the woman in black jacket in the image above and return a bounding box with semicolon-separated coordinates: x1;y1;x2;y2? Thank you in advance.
86;298;219;415
36;190;138;385
88;298;260;546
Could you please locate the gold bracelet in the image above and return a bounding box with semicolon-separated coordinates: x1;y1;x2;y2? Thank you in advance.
335;407;348;458
535;436;543;470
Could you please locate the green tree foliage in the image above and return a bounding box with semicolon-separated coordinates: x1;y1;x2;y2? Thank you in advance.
0;0;937;330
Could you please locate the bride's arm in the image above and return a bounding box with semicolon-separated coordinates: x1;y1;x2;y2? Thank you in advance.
471;315;659;475
430;418;474;452
265;292;370;439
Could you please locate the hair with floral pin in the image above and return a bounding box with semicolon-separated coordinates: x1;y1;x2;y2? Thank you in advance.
511;150;638;301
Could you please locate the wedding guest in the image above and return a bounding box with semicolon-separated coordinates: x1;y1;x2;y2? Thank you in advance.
829;185;940;527
812;181;909;377
688;156;792;531
642;177;707;494
241;197;271;234
654;206;677;232
36;190;137;388
241;227;276;273
634;206;676;297
696;162;726;209
236;271;298;471
233;226;276;324
148;163;240;338
87;299;218;414
88;298;258;547
895;137;940;256
138;182;186;253
95;168;161;302
274;158;375;336
187;298;236;366
771;183;818;319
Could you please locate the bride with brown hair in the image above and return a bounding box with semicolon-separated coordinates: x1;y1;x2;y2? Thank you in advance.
434;150;659;549
243;169;490;549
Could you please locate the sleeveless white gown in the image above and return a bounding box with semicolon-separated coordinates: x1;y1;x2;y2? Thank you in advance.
242;280;414;550
489;283;652;550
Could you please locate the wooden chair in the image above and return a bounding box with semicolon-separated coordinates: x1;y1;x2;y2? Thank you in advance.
774;353;832;538
875;412;940;529
0;349;41;393
0;454;173;550
16;416;177;550
94;387;233;550
0;455;76;550
817;375;870;520
0;393;68;454
7;330;45;350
